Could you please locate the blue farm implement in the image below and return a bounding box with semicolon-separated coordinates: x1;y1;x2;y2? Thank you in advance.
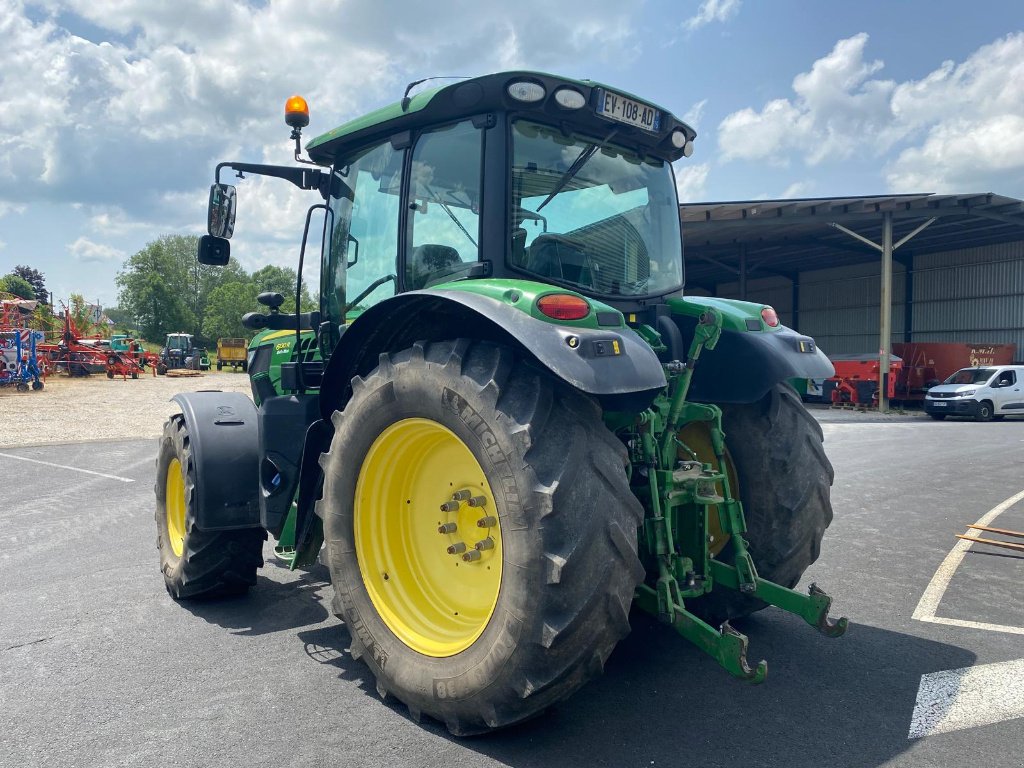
0;296;45;392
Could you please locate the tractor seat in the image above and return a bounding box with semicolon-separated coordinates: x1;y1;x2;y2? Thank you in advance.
527;234;593;287
407;244;462;290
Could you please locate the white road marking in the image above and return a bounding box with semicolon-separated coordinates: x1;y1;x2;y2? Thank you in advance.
909;658;1024;738
911;489;1024;635
0;452;135;483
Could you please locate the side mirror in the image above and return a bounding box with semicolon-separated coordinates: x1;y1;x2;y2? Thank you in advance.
208;183;237;239
197;234;230;266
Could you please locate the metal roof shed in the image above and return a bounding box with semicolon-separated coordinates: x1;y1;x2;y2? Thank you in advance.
680;193;1024;411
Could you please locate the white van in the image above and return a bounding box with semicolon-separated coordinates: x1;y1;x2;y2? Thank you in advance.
923;365;1024;421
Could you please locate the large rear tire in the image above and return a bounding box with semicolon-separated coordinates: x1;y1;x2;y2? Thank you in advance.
154;415;266;599
689;383;834;623
318;339;644;735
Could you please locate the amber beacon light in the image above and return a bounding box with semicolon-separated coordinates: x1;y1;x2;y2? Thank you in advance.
285;95;310;129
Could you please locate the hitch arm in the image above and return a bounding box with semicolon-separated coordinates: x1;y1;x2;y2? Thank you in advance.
710;561;849;637
636;585;767;683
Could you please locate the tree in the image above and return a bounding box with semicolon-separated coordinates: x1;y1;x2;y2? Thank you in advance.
251;264;317;312
116;235;195;343
12;265;48;303
0;274;35;300
203;281;257;340
103;307;133;327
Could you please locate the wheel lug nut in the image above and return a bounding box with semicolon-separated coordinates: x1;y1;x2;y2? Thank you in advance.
438;522;458;534
462;549;482;562
451;489;472;501
439;501;460;512
467;495;487;507
474;537;495;551
447;542;467;555
476;516;497;528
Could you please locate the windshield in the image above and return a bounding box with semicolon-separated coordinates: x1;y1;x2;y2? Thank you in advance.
943;368;995;385
510;120;682;298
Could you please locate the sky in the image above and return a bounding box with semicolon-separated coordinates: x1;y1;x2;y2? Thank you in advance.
1;0;1022;308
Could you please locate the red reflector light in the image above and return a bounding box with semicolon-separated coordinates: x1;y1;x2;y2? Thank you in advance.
761;306;779;327
537;294;590;321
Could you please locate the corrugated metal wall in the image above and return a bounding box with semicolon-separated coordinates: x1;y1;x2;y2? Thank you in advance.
709;240;1024;359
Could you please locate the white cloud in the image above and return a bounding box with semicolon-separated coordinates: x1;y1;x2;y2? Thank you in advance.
887;115;1024;192
683;99;708;131
683;0;741;32
718;33;895;165
781;181;814;198
717;31;1024;193
68;237;125;263
674;161;710;202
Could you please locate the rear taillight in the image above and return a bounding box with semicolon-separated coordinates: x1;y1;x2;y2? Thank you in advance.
536;294;590;321
761;306;780;327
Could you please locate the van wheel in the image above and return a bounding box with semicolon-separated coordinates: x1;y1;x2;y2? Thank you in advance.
976;401;994;422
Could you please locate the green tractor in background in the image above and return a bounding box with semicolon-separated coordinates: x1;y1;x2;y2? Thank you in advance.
155;72;844;735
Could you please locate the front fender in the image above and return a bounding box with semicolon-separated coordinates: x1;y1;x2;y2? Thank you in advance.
171;391;261;531
319;289;667;418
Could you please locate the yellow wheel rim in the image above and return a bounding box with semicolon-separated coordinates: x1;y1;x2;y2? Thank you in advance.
677;423;738;557
355;418;502;657
165;457;187;558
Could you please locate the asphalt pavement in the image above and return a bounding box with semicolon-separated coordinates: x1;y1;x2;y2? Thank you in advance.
1;418;1022;768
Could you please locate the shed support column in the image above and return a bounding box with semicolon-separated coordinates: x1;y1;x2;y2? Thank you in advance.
829;214;934;414
879;212;893;413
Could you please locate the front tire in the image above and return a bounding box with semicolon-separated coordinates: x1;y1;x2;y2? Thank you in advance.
976;401;994;422
155;415;266;599
690;383;835;623
318;339;643;735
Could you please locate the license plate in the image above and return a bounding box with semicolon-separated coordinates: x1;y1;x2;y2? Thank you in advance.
933;401;947;407
595;89;661;133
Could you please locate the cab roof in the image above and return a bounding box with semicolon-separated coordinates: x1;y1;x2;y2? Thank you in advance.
305;71;695;166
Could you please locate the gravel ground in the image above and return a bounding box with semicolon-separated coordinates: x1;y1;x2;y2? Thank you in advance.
1;369;941;449
0;370;253;448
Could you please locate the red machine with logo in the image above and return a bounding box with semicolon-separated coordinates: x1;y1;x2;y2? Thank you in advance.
892;342;1017;401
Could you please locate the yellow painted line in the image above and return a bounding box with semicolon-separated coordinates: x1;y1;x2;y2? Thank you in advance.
911;488;1024;636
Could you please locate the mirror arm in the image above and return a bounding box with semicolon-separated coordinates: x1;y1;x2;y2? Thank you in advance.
215;162;352;201
216;162;321;191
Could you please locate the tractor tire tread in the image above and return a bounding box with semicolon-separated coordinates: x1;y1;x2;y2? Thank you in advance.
317;339;643;735
155;415;265;600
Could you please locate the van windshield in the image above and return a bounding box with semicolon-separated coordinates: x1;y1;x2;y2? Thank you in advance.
943;368;995;385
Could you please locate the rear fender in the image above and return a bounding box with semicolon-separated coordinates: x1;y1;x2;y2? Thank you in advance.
171;392;261;531
319;289;667;418
667;298;834;404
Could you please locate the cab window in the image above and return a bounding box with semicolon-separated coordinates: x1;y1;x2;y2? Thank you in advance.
326;140;403;318
405;120;483;290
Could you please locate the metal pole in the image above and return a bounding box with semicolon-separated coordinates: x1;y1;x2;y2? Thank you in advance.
879;212;893;413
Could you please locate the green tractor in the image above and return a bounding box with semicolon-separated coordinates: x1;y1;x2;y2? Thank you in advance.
155;72;844;735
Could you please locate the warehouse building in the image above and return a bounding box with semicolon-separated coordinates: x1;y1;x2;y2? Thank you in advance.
681;193;1024;408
